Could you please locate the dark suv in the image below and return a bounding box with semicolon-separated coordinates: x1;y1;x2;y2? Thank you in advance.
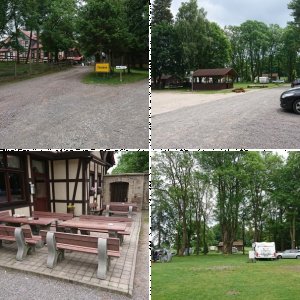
291;79;300;88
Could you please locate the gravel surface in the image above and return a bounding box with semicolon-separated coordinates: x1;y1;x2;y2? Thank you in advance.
0;212;149;300
0;67;148;149
152;86;300;149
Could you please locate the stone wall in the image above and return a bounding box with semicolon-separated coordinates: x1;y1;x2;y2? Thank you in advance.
103;173;149;210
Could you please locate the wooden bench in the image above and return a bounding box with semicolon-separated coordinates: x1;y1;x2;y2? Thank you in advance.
0;210;10;217
40;230;120;279
0;225;40;260
33;211;73;231
103;204;137;218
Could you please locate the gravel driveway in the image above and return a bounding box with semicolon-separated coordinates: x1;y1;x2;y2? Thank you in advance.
152;86;300;149
0;67;148;149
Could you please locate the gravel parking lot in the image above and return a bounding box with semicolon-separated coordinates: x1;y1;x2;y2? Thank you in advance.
0;67;148;149
152;86;300;149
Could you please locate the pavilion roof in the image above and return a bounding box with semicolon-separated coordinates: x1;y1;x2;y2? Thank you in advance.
193;68;237;77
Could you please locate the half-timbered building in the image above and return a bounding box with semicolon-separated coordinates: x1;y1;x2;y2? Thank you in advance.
0;151;114;216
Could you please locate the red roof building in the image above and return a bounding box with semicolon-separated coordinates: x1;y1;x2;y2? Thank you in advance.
192;68;238;90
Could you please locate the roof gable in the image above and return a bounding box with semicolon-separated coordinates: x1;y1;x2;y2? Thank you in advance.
193;68;237;77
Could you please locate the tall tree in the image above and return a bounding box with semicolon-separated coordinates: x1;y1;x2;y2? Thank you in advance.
41;0;77;62
78;0;131;65
0;0;9;39
112;152;149;174
125;0;148;69
152;0;173;25
239;20;270;81
152;22;179;85
289;0;300;23
281;25;300;81
200;152;247;254
174;0;208;74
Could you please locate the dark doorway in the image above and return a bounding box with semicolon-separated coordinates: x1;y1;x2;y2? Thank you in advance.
32;160;49;211
110;182;129;202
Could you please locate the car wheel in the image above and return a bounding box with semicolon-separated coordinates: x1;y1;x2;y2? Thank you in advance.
293;99;300;114
296;256;300;259
277;255;282;259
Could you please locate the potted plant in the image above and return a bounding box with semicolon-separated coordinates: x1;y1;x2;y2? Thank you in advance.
67;203;75;216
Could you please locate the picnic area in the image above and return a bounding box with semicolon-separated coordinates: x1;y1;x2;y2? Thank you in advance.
0;205;142;296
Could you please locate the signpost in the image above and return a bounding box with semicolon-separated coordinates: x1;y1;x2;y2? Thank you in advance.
95;63;110;73
116;65;127;82
190;71;194;91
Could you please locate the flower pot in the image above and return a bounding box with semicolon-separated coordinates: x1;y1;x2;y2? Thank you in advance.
67;207;75;216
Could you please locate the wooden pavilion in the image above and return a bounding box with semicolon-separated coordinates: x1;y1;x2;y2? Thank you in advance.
192;68;238;90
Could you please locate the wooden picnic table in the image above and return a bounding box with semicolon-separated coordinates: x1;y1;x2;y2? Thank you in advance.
59;219;127;236
107;202;138;208
0;215;57;234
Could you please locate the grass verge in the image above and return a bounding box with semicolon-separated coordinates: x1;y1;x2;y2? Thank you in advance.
153;82;288;94
82;68;148;85
152;254;300;300
0;62;72;84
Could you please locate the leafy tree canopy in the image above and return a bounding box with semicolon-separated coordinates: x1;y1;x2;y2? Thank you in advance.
112;152;149;174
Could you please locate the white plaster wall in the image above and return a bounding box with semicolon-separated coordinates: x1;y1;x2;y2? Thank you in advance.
53;160;66;179
55;202;67;213
69;182;82;201
54;182;66;199
69;159;81;179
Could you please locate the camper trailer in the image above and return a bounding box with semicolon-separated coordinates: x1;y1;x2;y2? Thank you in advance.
252;242;276;260
259;77;269;84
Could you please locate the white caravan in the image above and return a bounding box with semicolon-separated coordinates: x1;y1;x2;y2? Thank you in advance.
252;242;276;260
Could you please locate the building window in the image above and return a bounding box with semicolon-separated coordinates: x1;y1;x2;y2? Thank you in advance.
98;174;102;187
7;155;21;169
89;172;95;189
0;153;27;206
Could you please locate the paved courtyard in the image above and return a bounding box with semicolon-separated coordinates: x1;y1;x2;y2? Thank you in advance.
0;212;143;297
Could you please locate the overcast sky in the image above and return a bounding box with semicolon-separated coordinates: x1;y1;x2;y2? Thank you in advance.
171;0;293;27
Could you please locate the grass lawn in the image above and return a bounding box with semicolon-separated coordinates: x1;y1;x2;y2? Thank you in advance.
82;68;148;85
153;82;288;95
0;61;71;83
152;254;300;300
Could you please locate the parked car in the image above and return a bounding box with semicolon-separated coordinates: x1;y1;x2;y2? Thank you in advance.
280;87;300;114
291;78;300;88
276;249;300;259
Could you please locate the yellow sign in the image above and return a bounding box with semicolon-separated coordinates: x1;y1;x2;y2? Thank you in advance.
95;63;110;73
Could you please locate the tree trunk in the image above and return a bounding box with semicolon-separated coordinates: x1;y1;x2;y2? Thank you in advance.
25;30;33;64
36;29;40;63
290;212;296;249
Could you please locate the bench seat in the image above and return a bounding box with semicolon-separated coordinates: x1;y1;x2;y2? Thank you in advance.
40;230;120;279
0;225;40;260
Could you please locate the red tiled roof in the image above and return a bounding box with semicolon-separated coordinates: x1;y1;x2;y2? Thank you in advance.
21;30;37;41
193;68;237;77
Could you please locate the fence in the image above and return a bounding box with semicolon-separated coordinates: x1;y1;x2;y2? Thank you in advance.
0;60;73;82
